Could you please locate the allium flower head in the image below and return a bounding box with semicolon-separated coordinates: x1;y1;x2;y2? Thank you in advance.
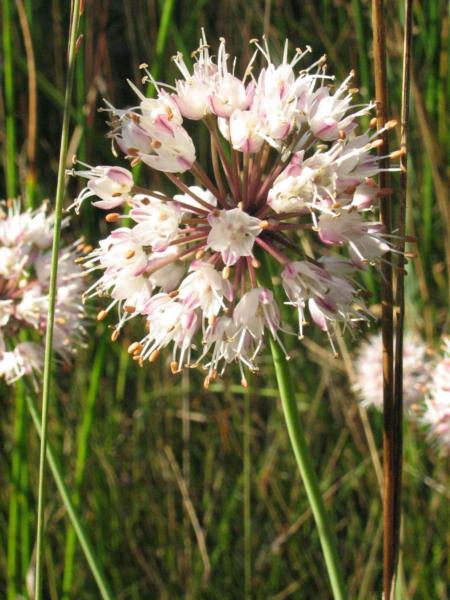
0;201;86;384
73;34;401;387
353;332;429;410
422;338;450;449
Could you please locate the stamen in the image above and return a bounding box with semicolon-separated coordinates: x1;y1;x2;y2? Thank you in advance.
105;213;121;222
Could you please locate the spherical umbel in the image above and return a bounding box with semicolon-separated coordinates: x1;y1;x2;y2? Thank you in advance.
72;34;402;385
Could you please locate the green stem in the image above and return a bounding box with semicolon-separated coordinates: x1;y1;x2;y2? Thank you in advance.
258;254;346;600
16;0;37;207
351;0;372;99
4;3;24;581
243;386;252;599
34;2;83;598
18;374;31;597
62;338;107;599
75;11;86;163
2;0;17;197
26;392;114;600
267;338;346;600
19;449;30;596
153;0;177;83
7;383;26;600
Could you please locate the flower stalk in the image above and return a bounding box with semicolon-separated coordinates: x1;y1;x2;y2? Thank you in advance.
270;340;347;599
371;1;396;597
2;0;17;198
7;383;25;600
393;0;413;568
62;337;107;599
26;391;113;600
259;254;346;600
243;384;252;599
34;1;83;597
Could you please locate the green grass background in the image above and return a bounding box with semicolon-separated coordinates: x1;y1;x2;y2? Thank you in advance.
0;0;448;598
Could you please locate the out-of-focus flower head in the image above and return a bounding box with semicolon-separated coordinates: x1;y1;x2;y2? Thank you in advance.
72;33;402;387
353;331;429;410
0;200;86;385
422;337;450;450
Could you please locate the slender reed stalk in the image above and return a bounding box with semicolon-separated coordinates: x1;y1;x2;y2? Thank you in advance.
75;7;86;164
7;383;26;600
153;0;176;82
16;0;38;205
26;392;114;600
371;2;395;597
34;2;83;597
258;255;346;600
351;0;371;98
3;2;23;594
12;1;36;577
393;0;413;570
9;8;37;573
19;438;30;590
243;385;252;599
62;337;107;599
2;0;17;197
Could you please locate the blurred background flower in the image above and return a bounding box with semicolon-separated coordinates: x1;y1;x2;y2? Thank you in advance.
422;338;450;449
0;201;86;384
353;331;430;411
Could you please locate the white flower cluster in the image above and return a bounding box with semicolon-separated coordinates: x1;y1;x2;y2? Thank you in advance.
423;338;450;449
353;332;429;410
0;201;85;384
73;35;400;386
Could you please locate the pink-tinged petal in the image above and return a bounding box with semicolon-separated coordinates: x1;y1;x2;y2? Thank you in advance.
308;299;328;331
221;249;238;266
176;156;194;172
208;95;232;119
318;230;344;246
155;114;176;136
352;183;378;209
105;166;133;186
245;80;256;106
92;197;126;210
312;117;338;140
110;228;132;240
